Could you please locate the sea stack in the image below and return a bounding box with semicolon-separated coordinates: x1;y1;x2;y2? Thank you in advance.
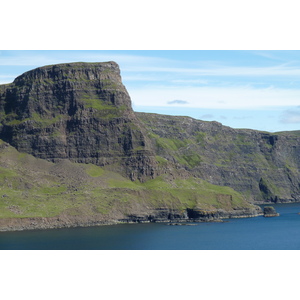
263;206;279;217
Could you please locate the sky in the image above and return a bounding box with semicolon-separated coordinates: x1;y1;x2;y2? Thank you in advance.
2;1;300;297
1;50;300;132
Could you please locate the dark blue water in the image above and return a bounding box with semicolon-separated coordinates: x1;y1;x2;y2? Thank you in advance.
1;203;300;250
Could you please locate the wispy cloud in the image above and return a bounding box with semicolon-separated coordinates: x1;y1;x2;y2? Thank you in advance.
3;51;300;88
5;51;300;78
0;51;174;68
0;75;16;84
233;116;253;120
171;79;209;85
129;85;300;110
167;100;189;105
280;107;300;124
2;50;300;115
128;64;300;77
200;114;214;119
251;51;288;62
122;75;162;82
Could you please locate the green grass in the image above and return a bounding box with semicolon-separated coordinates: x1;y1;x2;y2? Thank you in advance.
176;152;203;168
0;167;18;179
81;98;115;111
156;137;189;151
0;173;250;219
195;132;206;144
31;113;66;128
79;93;127;119
38;185;67;195
5;119;27;126
156;155;168;166
101;79;119;90
85;164;105;177
108;178;143;189
0;139;253;220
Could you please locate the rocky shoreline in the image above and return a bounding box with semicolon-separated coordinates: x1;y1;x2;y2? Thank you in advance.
0;206;263;232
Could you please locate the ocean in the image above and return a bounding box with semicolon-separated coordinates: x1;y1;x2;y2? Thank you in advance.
1;203;300;250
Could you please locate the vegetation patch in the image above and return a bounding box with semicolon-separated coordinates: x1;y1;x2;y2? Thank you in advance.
195;132;207;145
176;152;203;168
31;113;66;128
154;136;190;152
156;155;168;166
80;97;115;111
85;164;105;177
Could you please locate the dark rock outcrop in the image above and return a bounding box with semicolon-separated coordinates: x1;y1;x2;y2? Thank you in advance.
263;206;279;217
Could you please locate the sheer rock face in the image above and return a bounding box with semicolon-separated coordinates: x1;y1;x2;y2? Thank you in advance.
0;62;157;181
137;112;300;203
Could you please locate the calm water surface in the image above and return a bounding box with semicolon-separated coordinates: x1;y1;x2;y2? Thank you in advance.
1;203;300;250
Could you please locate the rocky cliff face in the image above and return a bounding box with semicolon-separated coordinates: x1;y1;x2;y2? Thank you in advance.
1;61;300;206
0;62;157;181
137;113;300;203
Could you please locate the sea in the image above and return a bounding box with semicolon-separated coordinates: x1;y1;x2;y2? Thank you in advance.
1;203;300;250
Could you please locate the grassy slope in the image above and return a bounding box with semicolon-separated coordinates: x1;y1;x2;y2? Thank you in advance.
137;112;300;202
0;140;252;220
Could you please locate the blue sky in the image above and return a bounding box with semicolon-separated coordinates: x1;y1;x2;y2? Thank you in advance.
1;50;300;132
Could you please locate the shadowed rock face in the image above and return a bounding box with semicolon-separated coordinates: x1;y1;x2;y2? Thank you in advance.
0;62;157;181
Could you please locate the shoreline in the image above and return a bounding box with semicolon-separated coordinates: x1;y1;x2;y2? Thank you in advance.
2;201;299;232
0;206;263;232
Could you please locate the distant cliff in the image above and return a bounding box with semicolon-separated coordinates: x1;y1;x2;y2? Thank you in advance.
0;61;299;230
136;112;300;203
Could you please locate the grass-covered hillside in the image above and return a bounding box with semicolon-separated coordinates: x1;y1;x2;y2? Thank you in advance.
0;139;253;222
137;112;300;203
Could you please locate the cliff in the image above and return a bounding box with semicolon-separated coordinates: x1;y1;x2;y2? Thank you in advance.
137;113;300;203
1;61;299;231
0;62;157;181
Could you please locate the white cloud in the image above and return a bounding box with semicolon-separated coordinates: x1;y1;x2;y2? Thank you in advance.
4;51;298;79
233;116;253;120
2;51;300;113
280;107;300;123
167;100;189;105
129;86;300;110
122;75;162;82
200;114;214;119
0;75;16;84
170;79;209;85
0;51;174;68
251;51;288;62
123;63;300;77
